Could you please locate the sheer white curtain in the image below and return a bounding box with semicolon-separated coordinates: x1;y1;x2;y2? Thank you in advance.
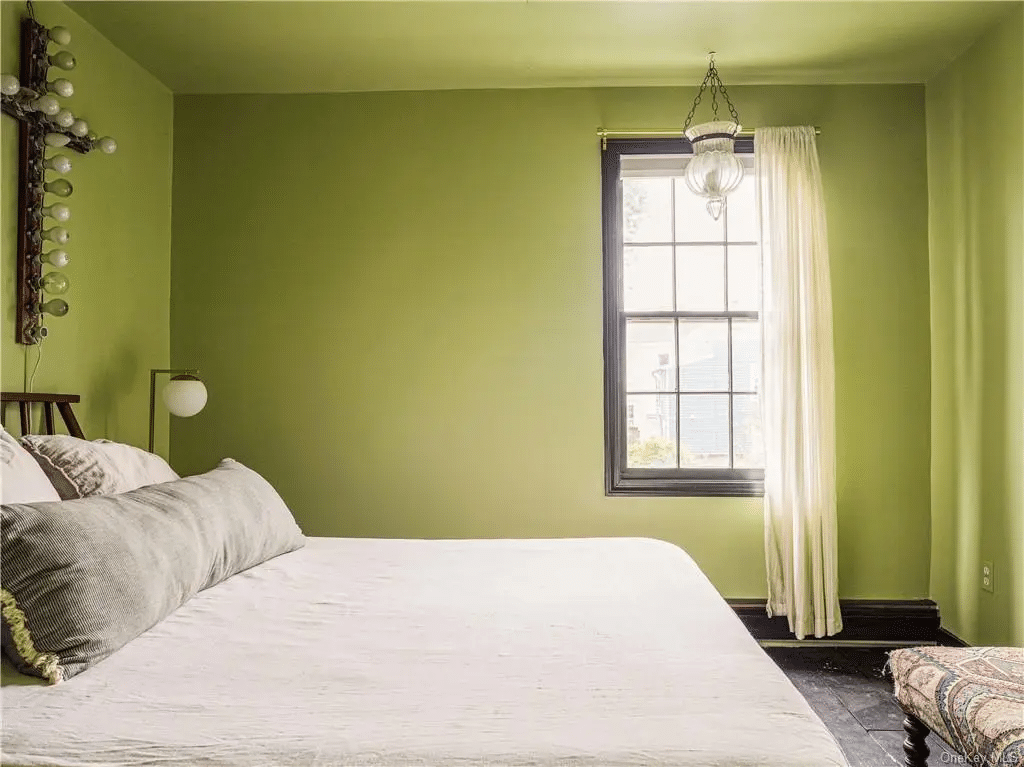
755;127;842;639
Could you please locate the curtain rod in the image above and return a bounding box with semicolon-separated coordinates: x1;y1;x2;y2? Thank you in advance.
597;126;821;148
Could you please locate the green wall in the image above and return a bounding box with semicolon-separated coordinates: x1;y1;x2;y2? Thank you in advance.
926;5;1024;646
171;85;932;599
1;2;173;449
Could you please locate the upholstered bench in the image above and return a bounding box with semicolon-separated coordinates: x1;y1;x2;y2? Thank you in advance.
889;646;1024;767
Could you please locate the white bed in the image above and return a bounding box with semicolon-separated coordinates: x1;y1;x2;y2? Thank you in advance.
1;536;847;767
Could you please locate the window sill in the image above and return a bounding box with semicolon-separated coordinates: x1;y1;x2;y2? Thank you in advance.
607;474;764;498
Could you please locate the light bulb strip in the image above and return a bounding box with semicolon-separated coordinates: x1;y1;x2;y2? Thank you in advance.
2;17;115;344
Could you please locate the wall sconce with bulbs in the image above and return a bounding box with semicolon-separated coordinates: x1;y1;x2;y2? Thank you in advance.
149;369;209;453
0;6;117;346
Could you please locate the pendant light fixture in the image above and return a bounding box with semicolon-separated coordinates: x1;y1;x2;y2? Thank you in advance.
681;52;744;221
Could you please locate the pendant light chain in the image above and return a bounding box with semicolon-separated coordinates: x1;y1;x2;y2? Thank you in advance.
682;54;740;132
715;61;741;124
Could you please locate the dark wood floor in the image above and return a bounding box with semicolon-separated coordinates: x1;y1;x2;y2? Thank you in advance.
766;646;961;767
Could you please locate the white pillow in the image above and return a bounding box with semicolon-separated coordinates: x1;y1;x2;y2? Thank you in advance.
19;435;179;499
1;425;61;504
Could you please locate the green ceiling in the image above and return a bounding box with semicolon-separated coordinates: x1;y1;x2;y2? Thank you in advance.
64;1;1019;93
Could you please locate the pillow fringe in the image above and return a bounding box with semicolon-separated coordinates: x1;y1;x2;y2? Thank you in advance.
1;589;61;684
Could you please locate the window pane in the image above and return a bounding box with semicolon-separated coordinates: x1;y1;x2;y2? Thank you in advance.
733;395;764;468
732;320;761;393
726;173;758;242
627;394;678;468
626;320;676;392
623;178;672;243
624;246;673;311
678;320;728;392
679;394;729;467
727;245;760;311
674;177;725;242
676;246;725;311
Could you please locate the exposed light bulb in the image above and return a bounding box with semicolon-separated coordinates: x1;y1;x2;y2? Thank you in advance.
70;118;89;137
43;179;73;197
47;78;74;97
49;51;76;71
48;26;72;46
32;95;60;115
44;133;70;148
40;271;70;295
42;226;70;244
41;249;70;268
39;298;69;317
97;136;117;154
44;154;72;174
42;203;71;222
53;109;75;128
0;73;19;96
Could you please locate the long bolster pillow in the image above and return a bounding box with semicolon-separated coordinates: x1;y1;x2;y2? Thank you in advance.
1;458;305;683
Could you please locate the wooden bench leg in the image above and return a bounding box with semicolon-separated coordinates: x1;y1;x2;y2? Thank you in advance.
903;713;930;767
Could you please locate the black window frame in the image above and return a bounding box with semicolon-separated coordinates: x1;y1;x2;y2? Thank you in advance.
602;137;764;498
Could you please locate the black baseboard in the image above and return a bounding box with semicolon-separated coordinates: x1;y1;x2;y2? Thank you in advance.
728;599;942;643
936;627;969;646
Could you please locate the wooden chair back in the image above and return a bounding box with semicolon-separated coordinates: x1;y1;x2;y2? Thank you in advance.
0;392;84;438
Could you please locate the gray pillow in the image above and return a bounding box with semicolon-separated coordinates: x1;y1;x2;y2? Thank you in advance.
0;459;305;683
19;434;180;499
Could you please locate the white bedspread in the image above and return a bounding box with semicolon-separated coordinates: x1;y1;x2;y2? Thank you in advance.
1;537;847;766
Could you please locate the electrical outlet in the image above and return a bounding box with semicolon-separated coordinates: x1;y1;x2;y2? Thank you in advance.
982;561;994;593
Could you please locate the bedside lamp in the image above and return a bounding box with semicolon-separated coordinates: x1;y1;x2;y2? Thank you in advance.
149;368;208;452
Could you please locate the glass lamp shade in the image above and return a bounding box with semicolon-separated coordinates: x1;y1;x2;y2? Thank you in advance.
683;120;745;220
162;375;208;417
70;119;89;137
97;136;117;154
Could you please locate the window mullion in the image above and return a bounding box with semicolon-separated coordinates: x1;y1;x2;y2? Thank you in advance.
728;318;734;469
671;179;682;467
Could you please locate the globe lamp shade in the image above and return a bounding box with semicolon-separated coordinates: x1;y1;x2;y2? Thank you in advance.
162;375;208;418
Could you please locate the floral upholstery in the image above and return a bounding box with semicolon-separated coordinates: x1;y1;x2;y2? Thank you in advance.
890;646;1024;767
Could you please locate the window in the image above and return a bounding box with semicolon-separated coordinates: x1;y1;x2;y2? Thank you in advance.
602;138;763;497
